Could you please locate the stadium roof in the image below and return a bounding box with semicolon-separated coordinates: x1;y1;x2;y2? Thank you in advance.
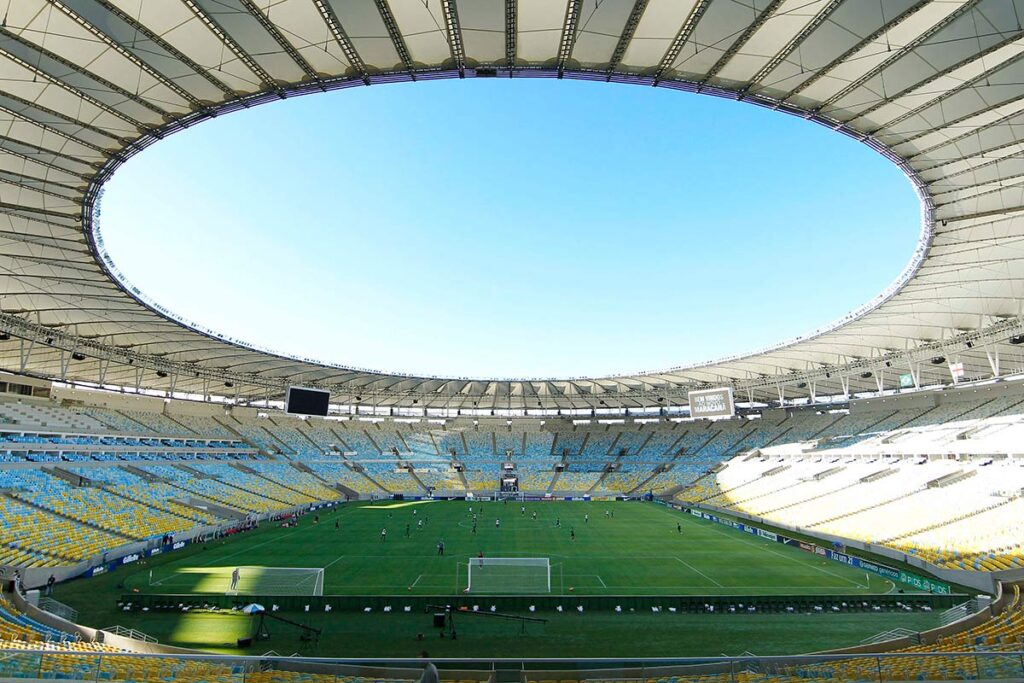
2;0;1024;411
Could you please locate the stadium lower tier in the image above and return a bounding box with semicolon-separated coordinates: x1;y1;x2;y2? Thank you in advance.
12;499;1013;661
0;491;1017;670
676;454;1024;571
2;566;1022;676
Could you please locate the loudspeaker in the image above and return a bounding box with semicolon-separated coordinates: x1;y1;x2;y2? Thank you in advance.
433;613;446;628
237;637;253;647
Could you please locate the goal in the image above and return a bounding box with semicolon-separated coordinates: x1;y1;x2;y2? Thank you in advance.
224;566;324;596
466;557;550;594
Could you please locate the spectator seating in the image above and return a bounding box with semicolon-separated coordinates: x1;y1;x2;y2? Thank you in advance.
677;454;1024;571
305;460;380;493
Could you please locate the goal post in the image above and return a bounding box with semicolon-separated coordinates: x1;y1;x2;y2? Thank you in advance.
224;566;324;596
466;557;550;594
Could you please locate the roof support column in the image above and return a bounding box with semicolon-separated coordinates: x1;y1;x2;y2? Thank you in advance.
98;357;110;386
18;336;35;374
985;347;1001;377
947;358;963;384
59;349;71;381
839;375;850;400
908;360;921;389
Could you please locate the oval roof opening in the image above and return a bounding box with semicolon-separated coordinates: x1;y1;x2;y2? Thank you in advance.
96;79;921;380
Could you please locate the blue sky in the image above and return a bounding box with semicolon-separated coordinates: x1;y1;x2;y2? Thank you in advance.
98;78;921;379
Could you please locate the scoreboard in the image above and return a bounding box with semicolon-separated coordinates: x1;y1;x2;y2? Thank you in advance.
688;387;735;418
285;386;330;417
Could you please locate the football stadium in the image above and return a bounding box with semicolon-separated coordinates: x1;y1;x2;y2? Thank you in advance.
0;0;1023;682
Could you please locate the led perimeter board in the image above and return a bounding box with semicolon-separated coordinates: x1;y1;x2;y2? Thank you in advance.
285;386;330;417
688;388;735;419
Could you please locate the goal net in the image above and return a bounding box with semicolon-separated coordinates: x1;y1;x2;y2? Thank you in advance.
223;567;324;596
466;557;550;594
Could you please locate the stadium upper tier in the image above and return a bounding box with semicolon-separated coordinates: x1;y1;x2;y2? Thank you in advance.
0;0;1023;408
0;384;1022;572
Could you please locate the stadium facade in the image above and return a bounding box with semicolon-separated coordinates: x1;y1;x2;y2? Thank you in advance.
0;0;1022;410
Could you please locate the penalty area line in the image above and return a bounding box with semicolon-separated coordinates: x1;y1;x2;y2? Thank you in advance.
675;556;724;587
323;554;347;570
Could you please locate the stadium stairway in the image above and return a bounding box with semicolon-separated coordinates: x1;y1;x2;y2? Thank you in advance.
4;491;140;543
359;429;385;455
308;461;372;498
213;416;280;458
350;465;390;495
587;446;637;495
211;472;317;508
403;467;430;496
757;423;798;450
805;489;927;529
757;474;877;517
231;462;332;503
686;428;722;458
724;474;832;510
877;497;1016;544
81;410;150;434
550;433;580;458
257;424;295;456
119;465;169;484
690;466;790;506
267;416;323;453
153;467;272;516
586;466;614;496
290;460;333;486
96;483;213;528
629;466;673;496
159;413;199;438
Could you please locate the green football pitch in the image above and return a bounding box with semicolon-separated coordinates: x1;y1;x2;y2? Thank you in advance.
124;500;896;597
57;500;949;658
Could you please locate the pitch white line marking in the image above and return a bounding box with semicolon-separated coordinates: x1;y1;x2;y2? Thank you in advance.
323;553;347;570
200;530;300;566
411;574;423;588
597;574;607;588
698;519;866;588
675;556;724;587
649;504;868;589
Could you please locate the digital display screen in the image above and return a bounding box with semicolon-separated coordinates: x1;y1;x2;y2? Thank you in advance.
688;388;735;418
285;386;330;416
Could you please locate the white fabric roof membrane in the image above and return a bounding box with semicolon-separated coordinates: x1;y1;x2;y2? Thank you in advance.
1;0;1024;410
